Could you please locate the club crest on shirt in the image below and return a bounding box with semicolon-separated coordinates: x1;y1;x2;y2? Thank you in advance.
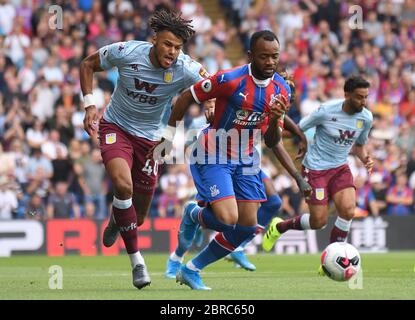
164;70;173;83
315;188;325;201
356;119;364;129
210;185;220;197
105;133;116;145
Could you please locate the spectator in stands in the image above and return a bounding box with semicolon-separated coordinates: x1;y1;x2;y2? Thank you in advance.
204;47;232;74
82;148;107;219
25;191;46;220
107;0;133;17
17;57;36;94
4;19;30;65
29;77;54;122
355;175;379;217
47;181;81;219
386;172;414;216
9;138;29;189
0;0;16;36
47;106;75;146
26;118;47;149
190;4;212;34
3;113;25;150
41;129;68;160
51;146;74;186
0;175;18;220
40;56;64;87
157;182;181;218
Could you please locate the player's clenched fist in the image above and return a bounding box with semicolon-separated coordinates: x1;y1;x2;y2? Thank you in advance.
269;94;288;118
364;155;374;174
83;105;99;136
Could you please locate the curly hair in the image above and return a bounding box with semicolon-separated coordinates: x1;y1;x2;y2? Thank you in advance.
149;9;195;43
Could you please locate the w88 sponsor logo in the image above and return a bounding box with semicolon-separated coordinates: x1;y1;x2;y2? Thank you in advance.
234;110;266;125
334;129;356;146
126;88;158;105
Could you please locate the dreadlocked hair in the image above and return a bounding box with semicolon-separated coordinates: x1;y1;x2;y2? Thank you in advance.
149;9;195;43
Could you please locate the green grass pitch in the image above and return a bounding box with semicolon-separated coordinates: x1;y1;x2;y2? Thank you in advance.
0;252;414;300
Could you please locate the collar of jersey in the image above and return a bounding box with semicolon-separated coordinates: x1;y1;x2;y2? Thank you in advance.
248;63;272;87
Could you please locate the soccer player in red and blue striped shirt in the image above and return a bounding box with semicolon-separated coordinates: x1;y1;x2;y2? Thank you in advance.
151;30;292;290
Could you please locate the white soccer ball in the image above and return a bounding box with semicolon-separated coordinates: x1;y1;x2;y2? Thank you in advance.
321;242;361;281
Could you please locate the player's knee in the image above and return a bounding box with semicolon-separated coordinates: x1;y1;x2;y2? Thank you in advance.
112;177;133;198
340;206;355;220
310;216;328;229
265;194;282;211
216;211;238;225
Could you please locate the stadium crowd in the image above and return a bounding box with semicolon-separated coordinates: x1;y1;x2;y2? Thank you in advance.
0;0;414;220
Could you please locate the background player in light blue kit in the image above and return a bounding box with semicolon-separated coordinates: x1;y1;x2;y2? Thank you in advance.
262;76;374;275
80;10;210;290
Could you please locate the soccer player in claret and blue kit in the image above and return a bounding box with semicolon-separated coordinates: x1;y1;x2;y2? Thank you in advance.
80;9;211;290
262;75;374;275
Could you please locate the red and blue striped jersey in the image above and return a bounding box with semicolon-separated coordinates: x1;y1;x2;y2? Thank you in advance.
190;64;291;164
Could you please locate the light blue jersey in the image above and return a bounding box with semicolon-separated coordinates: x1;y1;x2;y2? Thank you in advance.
299;99;373;170
99;41;205;141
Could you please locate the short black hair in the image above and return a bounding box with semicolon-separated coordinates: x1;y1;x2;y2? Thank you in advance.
249;30;279;51
149;9;195;43
344;75;370;93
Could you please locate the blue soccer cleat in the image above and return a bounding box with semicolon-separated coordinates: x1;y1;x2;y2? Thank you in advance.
194;226;204;248
165;257;181;279
176;265;211;290
178;201;200;251
228;251;256;271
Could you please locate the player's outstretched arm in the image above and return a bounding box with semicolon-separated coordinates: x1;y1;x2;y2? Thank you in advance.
146;90;196;160
353;143;374;174
167;89;196;127
283;115;308;160
272;142;312;198
204;99;215;124
264;115;282;148
80;52;104;136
